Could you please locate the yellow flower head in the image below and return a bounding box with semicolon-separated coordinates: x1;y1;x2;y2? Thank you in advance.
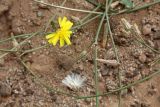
46;17;73;47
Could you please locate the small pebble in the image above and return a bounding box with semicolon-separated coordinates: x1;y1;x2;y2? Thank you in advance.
37;0;49;9
154;31;160;39
139;53;147;63
0;5;9;15
143;24;152;36
0;57;4;66
97;59;120;67
154;40;160;50
37;11;43;17
56;55;74;71
0;82;12;97
157;96;160;102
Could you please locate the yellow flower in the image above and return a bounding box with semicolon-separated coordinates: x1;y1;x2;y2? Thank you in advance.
46;17;73;47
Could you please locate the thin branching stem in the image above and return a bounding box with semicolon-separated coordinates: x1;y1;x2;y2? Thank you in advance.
85;0;105;10
20;58;77;98
0;33;33;44
0;31;41;59
149;56;160;66
76;69;160;99
44;0;67;32
111;0;160;16
94;13;106;107
105;0;122;107
0;49;17;52
72;14;101;30
81;5;101;23
34;0;103;14
20;44;49;57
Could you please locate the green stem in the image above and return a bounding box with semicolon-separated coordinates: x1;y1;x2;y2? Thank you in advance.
81;5;101;23
0;33;33;44
20;44;49;57
85;0;105;10
105;0;122;107
0;31;41;59
44;0;67;32
127;0;160;13
111;0;160;16
34;0;103;14
149;56;160;66
76;69;160;99
94;13;106;107
20;59;77;98
72;14;101;30
0;49;17;52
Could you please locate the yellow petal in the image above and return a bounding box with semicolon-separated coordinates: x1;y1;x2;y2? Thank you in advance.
52;35;59;46
65;31;72;38
59;17;67;28
62;17;67;25
60;38;65;47
48;39;53;44
58;17;62;27
46;33;55;39
58;17;73;30
63;21;73;30
64;36;71;45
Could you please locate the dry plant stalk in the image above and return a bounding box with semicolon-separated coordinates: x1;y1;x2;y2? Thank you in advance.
110;1;120;9
121;18;141;38
96;58;120;67
102;23;108;48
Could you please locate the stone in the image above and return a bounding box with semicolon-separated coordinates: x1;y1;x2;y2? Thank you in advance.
37;11;43;17
139;53;147;63
154;40;160;50
37;0;49;9
0;57;4;67
0;5;9;16
56;55;74;71
0;82;12;97
142;24;152;36
154;31;160;39
97;59;120;67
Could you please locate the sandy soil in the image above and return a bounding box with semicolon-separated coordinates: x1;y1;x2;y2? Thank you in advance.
0;0;160;107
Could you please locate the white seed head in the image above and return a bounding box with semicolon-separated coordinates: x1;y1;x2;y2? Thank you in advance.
62;73;86;89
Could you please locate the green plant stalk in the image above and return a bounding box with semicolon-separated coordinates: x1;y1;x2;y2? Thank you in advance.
81;5;101;23
0;33;33;44
85;0;105;10
111;0;160;16
34;0;103;14
86;0;160;16
34;77;77;98
130;27;160;54
20;59;77;98
149;56;160;66
134;37;160;54
127;0;160;13
131;25;158;53
0;14;101;58
94;13;106;107
20;44;49;57
105;0;122;107
1;5;100;46
0;31;41;59
76;69;160;99
72;14;101;30
0;49;17;52
20;59;36;76
44;0;67;32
